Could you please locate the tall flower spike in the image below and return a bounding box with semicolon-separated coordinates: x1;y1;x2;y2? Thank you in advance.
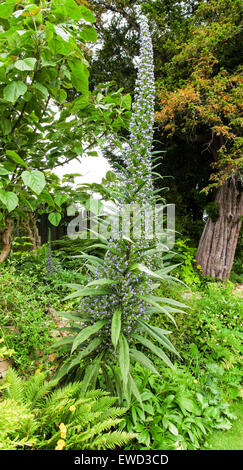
78;18;155;345
124;18;155;203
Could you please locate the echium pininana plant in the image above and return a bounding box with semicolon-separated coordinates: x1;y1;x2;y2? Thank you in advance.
57;18;187;403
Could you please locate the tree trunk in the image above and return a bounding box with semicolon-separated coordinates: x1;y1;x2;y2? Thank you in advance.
196;177;243;279
23;215;36;250
0;218;14;263
31;214;41;248
23;213;41;251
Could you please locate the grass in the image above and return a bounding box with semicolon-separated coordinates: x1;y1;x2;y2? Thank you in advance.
203;402;243;450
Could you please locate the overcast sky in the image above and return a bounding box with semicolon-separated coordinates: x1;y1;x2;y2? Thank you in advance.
54;153;111;186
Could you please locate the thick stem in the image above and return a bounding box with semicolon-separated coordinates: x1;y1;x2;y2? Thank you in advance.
196;177;243;279
0;218;14;263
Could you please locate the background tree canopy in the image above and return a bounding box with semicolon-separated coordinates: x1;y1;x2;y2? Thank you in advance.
88;0;243;279
0;0;131;261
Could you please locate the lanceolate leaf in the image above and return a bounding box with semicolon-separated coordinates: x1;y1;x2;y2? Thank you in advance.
81;354;104;393
64;286;112;300
118;335;130;389
134;334;175;370
111;310;121;349
147;295;189;310
71;320;107;353
129;374;144;410
139;295;177;326
87;278;117;288
128;263;165;281
67;337;103;372
137;319;180;357
130;349;159;375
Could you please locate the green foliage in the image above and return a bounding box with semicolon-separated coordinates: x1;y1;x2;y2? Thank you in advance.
153;282;243;401
52;205;188;401
0;267;57;374
203;402;243;450
0;0;131;243
121;363;236;450
173;238;204;287
0;337;14;359
51;20;188;404
0;368;136;450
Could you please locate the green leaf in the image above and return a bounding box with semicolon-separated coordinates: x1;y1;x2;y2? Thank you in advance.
56;311;83;323
128;263;164;281
71;320;107;353
137;319;180;357
0;190;18;212
0;167;11;176
3;81;27;104
122;94;132;110
21;170;46;195
134;334;175;370
39;191;54;206
130;349;159;375
33;83;49;98
64;0;93;21
129;374;144;410
64;286;111;301
176;393;201;416
80;25;97;42
111;310;121;349
1;118;12;135
139;295;177;326
87;278;117;287
78;5;96;23
67;337;103;372
119;334;130;389
14;58;37;71
54;193;68;207
168;422;179;436
70;60;89;94
149;295;189;310
81;354;103;393
48;212;61;226
0;0;15;19
6;150;27;168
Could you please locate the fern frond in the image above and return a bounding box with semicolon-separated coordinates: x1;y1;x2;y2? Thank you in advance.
91;431;138;450
3;368;24;403
23;374;56;407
